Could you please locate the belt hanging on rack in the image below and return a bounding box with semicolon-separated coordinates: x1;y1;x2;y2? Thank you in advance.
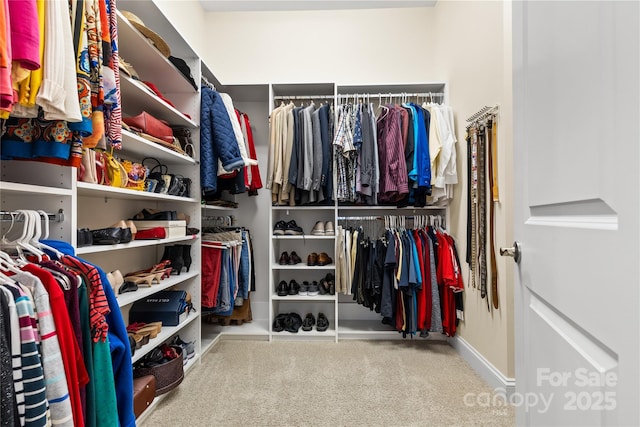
469;127;478;290
487;119;498;310
477;125;489;312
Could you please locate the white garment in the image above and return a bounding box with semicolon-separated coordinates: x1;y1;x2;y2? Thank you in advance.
218;93;257;176
37;0;82;122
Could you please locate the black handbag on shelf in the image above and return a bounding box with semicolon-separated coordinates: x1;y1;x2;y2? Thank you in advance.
143;158;191;198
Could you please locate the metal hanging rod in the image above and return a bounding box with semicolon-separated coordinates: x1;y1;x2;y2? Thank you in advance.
339;92;445;99
0;209;64;222
273;95;335;101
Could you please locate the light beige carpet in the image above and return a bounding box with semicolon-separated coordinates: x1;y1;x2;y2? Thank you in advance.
140;340;514;427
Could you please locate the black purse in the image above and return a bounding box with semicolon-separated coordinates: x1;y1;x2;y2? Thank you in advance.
143;157;191;198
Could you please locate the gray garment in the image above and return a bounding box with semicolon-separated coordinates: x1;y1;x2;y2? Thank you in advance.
295;108;306;190
428;238;443;333
311;109;323;191
302;104;315;191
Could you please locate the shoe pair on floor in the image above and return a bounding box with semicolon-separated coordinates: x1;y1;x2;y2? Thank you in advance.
273;220;304;236
311;221;334;236
302;313;329;332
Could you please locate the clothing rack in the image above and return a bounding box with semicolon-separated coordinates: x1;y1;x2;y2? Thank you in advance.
337;214;445;228
0;209;64;222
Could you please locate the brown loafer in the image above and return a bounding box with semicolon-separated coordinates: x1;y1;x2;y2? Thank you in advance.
307;252;318;266
317;252;333;266
279;251;290;265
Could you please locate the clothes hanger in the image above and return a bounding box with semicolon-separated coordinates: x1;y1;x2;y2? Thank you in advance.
34;210;64;259
17;210;45;262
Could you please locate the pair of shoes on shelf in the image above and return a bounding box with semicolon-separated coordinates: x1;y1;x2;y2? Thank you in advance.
277;280;300;296
170;335;195;365
133;209;177;221
278;251;302;265
161;244;192;275
124;260;173;287
310;221;335;236
127;321;163;339
77;228;93;246
301;313;329;332
272;313;303;333
90;220;136;245
298;281;320;296
128;331;150;350
106;270;125;295
318;273;335;295
307;252;332;266
273;220;304;236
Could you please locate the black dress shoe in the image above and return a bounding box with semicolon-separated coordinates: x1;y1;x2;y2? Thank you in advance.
277;281;289;296
288;280;300;295
91;227;122;245
289;251;302;265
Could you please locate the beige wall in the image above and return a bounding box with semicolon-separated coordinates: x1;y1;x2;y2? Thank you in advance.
158;0;514;379
184;7;437;85
431;0;514;379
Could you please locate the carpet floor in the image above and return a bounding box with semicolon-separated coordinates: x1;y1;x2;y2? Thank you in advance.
140;340;515;426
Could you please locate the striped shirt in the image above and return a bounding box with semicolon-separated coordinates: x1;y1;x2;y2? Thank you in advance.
3;283;49;427
14;271;74;426
61;257;110;343
1;286;25;425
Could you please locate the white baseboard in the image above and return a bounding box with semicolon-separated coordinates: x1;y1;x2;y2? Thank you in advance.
448;336;516;397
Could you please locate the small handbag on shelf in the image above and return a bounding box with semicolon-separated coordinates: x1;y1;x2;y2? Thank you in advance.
103;149;129;188
123;111;174;143
143;157;191;198
122;159;148;191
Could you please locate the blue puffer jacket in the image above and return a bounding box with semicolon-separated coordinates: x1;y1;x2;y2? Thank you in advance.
200;87;245;194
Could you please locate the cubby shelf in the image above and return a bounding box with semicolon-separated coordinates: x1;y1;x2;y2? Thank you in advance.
117;271;199;308
76;234;198;255
77;182;198;202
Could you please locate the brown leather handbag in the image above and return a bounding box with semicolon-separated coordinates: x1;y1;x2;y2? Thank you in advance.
123;112;174;143
132;375;156;418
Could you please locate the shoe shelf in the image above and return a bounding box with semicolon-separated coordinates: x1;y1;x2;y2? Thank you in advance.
131;311;200;364
120;75;198;129
76;234;198;255
271;327;336;340
272;235;335;240
0;181;73;196
77;182;198;202
272;294;337;301
120;129;196;166
271;263;335;270
271;205;336;211
117;270;199;308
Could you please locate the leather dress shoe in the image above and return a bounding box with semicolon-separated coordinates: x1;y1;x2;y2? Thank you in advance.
307;252;318;266
289;251;302;265
91;227;124;245
279;251;290;265
317;252;332;266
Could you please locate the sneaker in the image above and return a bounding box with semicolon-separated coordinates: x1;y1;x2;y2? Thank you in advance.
284;220;304;235
277;280;289;296
288;280;300;295
307;281;319;296
301;313;316;331
316;313;329;332
273;220;287;235
324;221;335;235
299;281;309;296
310;221;325;236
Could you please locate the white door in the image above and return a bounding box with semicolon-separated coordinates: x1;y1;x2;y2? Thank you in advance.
512;1;639;426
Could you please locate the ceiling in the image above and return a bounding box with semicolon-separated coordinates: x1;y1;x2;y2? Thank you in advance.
198;0;437;12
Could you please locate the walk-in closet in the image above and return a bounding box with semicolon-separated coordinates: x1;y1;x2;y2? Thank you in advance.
2;0;637;426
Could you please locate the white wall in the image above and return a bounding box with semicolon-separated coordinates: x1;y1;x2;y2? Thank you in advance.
158;0;514;378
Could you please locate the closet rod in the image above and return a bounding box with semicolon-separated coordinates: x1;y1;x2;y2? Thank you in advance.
338;92;445;98
337;215;442;221
273;95;335;100
0;209;64;222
